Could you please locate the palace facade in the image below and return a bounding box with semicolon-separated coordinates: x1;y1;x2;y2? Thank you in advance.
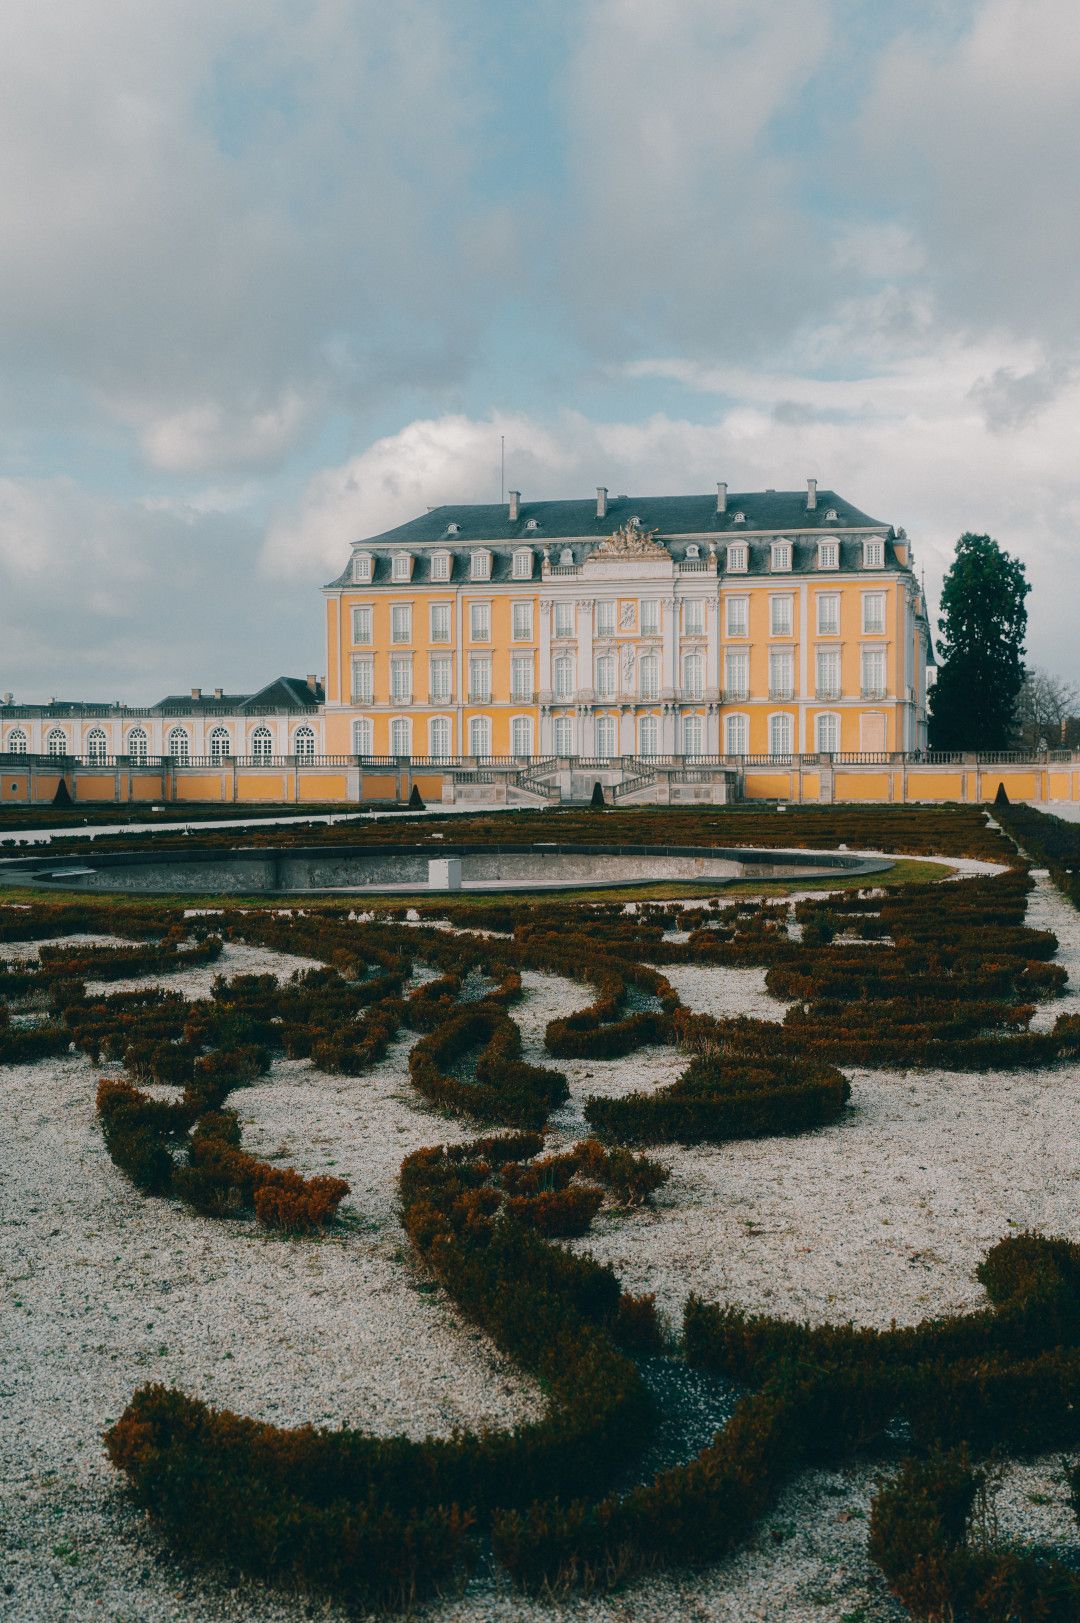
322;481;932;761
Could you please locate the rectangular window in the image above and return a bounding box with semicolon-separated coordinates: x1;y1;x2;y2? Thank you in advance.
352;718;372;754
470;550;491;581
816;594;840;636
553;655;574;699
638;655;660;699
862;647;887;696
596;599;616;636
351;605;372;645
863;539;885;569
391;604;412;644
863;592;886;634
684;599;705;635
392;552;412;582
595;653;616;698
554;601;574;638
816;648;841;699
350;656;373;704
431;551;451;582
390;656;412;703
352;552;372;584
817;541;839;570
512;601;533;641
470;601;491;641
770;595;794;636
512;550;532;580
724;649;749;700
511;653;533;701
769;648;794;699
726;544;747;573
429;655;452;703
429;602;452;643
770;542;792;572
469;655;491;702
640;599;659;636
725;596;748;637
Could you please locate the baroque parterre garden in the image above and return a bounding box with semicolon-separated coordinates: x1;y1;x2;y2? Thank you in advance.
6;805;1080;1622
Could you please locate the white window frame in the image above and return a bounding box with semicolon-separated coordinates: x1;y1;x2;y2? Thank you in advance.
470;549;491;581
595;652;616;699
428;655;452;703
352;604;373;645
390;655;413;704
208;727;231;763
127;728;148;763
391;551;413;583
428;716;452;760
862;538;885;569
815;647;842;700
861;646;887;698
553;714;575;754
724;649;749;701
817;541;839;570
167;727;189;762
553;654;574;699
431;550;452;582
352;718;373;755
768;647;795;700
640;599;660;636
682;713;704;756
726;543;748;573
5;727;28;755
390;717;412;757
724;713;749;756
250;726;274;762
468;715;491;755
815;712;840;754
470;601;491;642
391;603;412;644
510;715;533;758
352;551;373;584
512;548;533;580
594;714;617;759
682;652;704;700
638;714;659;756
294;725;316;762
816;593;840;636
511;653;533;701
351;656;374;704
554;601;574;638
770;541;792;572
86;728;108;764
46;728;68;756
770;594;794;637
511;601;533;642
768;712;793;757
468;654;491;703
725;595;749;638
596;599;616;637
684;599;705;636
638;653;660;700
429;602;452;643
862;591;886;635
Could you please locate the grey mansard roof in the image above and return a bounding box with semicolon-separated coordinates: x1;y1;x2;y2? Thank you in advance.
324;489;896;587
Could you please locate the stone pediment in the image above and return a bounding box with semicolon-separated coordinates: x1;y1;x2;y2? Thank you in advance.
592;519;668;559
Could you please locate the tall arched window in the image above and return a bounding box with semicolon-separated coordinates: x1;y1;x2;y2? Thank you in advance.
724;713;748;756
595;653;616;699
768;713;793;757
553;654;574;700
5;728;28;754
390;717;412;757
638;654;659;700
683;654;703;700
46;728;67;757
167;726;190;763
815;712;840;754
594;715;616;758
553;715;574;755
682;714;704;756
127;727;148;763
468;715;491;757
638;714;659;757
352;718;373;756
511;716;533;758
86;728;108;764
251;726;273;762
428;717;451;760
293;725;315;762
208;727;231;763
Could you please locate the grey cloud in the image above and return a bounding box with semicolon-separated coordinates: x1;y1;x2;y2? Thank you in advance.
971;362;1075;432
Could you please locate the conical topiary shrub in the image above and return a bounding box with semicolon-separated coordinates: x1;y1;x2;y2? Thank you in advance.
590;780;606;809
994;781;1010;807
408;783;425;810
52;778;73;808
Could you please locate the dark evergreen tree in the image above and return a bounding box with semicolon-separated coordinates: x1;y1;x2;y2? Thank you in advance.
994;781;1009;807
408;783;425;810
928;533;1029;751
52;777;73;807
589;780;606;809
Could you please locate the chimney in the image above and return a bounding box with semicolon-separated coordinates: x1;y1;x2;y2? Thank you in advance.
508;489;520;522
716;481;727;514
213;687;223;700
596;486;607;519
806;478;817;511
306;674;318;694
191;687;202;700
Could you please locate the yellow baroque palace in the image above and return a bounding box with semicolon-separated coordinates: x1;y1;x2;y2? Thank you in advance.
10;479;1079;807
322;481;932;761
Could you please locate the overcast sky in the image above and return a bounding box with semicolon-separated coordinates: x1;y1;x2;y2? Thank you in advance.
2;0;1079;701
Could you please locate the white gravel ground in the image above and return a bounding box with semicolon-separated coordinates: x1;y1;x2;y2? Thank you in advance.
3;861;1080;1622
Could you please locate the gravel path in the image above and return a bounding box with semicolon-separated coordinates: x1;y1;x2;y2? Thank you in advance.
3;867;1080;1621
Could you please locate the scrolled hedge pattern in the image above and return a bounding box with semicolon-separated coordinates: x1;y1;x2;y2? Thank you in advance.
4;805;1080;1613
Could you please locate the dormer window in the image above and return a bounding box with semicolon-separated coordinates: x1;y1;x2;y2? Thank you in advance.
512;548;533;580
470;549;491;581
431;549;451;582
770;541;792;572
732;511;746;524
862;538;885;569
525;518;540;532
391;551;413;583
825;508;839;522
352;551;373;584
685;543;700;559
447;521;461;536
817;541;839;570
559;547;574;566
726;543;748;573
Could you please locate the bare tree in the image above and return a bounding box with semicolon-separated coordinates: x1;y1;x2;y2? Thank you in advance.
1014;666;1080;750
